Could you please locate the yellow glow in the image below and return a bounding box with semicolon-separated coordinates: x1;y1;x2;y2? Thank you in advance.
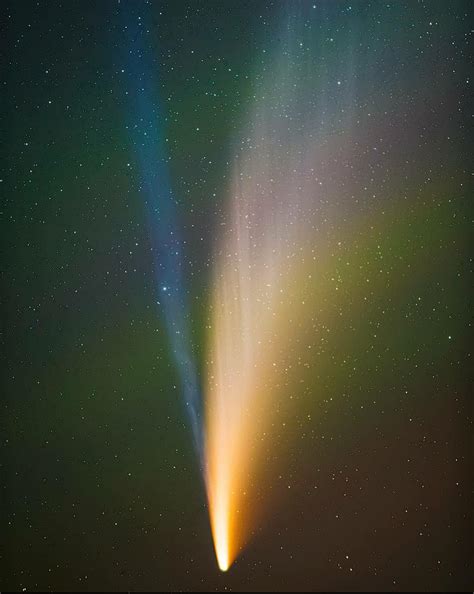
204;24;327;571
204;168;318;570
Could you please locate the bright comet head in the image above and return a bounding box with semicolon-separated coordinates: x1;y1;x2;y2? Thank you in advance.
217;548;230;573
212;498;230;571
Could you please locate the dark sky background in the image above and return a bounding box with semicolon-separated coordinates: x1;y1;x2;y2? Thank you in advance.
1;1;472;591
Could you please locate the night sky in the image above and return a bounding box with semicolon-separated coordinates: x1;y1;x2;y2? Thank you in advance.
1;1;472;591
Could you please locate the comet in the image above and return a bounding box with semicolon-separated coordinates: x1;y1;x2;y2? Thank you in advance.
118;2;357;573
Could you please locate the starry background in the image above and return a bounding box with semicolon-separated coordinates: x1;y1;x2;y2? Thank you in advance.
1;1;472;592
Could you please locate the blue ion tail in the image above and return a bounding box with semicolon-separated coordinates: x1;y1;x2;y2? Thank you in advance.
118;4;203;463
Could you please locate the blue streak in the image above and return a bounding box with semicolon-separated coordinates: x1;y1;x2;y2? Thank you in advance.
120;5;203;462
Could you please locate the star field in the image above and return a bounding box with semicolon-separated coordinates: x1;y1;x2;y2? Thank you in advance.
1;1;472;591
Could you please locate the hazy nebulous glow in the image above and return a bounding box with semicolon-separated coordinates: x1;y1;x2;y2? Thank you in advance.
204;14;351;570
121;5;203;458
